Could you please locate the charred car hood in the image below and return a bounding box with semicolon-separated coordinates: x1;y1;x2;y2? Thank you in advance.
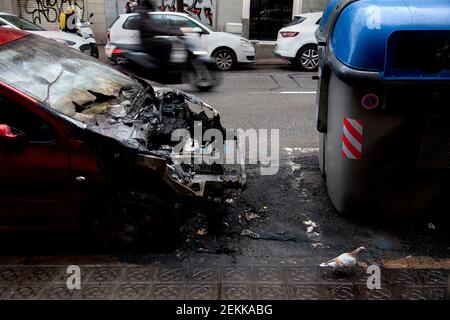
58;79;246;197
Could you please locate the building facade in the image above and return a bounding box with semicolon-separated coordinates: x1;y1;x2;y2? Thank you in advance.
0;0;327;44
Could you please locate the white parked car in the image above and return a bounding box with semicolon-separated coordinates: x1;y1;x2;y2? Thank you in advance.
105;12;255;71
275;12;322;71
0;12;94;56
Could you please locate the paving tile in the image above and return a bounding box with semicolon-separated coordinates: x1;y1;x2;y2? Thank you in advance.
41;284;80;300
322;284;358;300
418;270;449;287
9;283;46;300
395;286;446;300
79;284;116;300
386;269;422;287
255;284;288;300
398;287;430;300
254;267;284;282
155;267;188;283
189;267;219;282
0;284;11;299
221;283;254;300
87;267;126;283
288;284;322;300
356;286;393;300
149;283;185;300
121;267;156;283
22;267;62;283
221;267;252;283
0;267;27;283
186;283;219;300
284;267;317;284
113;284;151;300
424;287;447;300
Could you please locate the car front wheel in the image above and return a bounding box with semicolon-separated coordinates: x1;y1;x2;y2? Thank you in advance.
86;191;180;252
214;49;236;71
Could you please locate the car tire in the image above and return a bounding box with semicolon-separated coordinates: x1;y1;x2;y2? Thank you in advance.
86;191;180;252
295;45;319;71
214;48;236;71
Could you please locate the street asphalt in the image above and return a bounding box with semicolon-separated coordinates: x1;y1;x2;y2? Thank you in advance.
1;65;449;300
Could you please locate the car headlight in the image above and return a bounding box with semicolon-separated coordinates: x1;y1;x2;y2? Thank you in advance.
240;38;252;47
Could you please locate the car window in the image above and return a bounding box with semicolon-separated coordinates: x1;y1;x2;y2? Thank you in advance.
0;20;6;26
122;16;139;30
0;15;45;31
0;95;55;143
123;14;167;30
166;15;198;28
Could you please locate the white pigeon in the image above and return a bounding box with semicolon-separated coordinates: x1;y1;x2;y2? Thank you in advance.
320;247;366;269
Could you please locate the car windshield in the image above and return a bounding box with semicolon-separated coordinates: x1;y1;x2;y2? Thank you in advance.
0;15;45;31
0;34;140;124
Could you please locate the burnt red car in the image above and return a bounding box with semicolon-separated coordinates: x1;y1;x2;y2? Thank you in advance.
0;29;245;250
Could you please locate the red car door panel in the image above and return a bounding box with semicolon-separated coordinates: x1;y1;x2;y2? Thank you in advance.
0;90;69;229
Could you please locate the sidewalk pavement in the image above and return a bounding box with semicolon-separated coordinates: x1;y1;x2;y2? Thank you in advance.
0;257;448;299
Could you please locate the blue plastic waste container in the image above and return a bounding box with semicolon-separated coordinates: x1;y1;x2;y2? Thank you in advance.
316;0;450;216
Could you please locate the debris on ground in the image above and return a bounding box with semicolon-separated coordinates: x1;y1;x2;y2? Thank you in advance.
244;211;261;222
320;247;366;269
427;223;436;230
303;220;318;233
225;198;234;204
241;229;261;239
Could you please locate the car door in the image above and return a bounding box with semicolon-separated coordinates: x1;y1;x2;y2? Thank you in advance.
118;15;140;44
0;92;69;229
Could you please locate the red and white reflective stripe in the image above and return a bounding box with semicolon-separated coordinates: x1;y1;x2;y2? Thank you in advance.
342;117;364;160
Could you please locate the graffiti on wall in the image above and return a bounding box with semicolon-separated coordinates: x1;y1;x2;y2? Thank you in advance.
158;0;214;26
21;0;85;25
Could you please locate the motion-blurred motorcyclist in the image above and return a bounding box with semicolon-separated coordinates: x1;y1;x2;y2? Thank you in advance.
137;0;183;75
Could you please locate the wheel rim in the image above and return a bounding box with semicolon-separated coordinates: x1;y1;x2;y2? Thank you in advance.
216;51;233;70
300;49;319;70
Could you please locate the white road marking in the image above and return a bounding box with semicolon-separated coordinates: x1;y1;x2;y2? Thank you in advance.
284;147;320;155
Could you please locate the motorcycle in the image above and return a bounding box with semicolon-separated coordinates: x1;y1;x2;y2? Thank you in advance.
112;37;221;91
76;13;98;58
61;12;99;58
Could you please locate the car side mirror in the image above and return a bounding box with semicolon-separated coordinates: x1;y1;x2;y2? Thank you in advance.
0;124;27;146
192;27;203;34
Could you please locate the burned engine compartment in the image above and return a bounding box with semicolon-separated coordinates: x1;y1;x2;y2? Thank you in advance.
65;82;246;199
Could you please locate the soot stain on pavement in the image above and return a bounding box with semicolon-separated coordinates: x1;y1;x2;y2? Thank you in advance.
175;154;450;265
